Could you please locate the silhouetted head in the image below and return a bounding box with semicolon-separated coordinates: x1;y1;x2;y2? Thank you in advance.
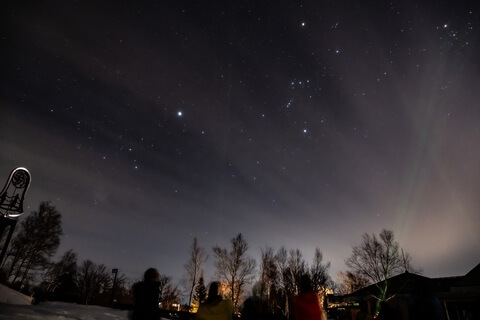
143;268;160;282
207;281;221;302
241;297;256;320
299;274;313;293
359;301;369;312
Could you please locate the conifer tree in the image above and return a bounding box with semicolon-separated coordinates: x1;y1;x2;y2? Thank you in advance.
193;275;207;305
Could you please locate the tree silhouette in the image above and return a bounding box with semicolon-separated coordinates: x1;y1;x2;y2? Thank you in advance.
193;274;207;306
345;229;419;313
336;270;369;294
40;249;78;298
159;274;181;309
212;233;256;310
2;201;62;288
77;259;110;305
310;248;332;307
258;246;279;314
182;237;207;309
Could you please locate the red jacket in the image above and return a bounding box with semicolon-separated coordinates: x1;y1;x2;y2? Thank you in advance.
294;292;325;320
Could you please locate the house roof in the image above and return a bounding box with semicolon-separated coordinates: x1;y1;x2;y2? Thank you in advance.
456;262;480;286
343;262;480;299
345;272;433;298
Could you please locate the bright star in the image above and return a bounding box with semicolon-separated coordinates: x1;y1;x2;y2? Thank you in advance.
177;111;183;117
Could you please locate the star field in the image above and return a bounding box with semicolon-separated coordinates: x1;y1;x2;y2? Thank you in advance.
1;0;479;283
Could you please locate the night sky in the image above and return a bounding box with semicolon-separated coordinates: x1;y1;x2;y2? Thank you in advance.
1;1;479;286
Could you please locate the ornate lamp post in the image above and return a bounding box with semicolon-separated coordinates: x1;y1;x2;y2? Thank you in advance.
0;167;31;265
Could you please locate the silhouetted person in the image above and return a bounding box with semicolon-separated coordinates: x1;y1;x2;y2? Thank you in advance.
294;274;326;320
132;268;161;320
196;281;233;320
376;301;400;320
241;297;256;320
355;301;373;320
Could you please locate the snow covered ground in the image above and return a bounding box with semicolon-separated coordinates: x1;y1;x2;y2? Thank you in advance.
0;284;130;320
0;301;130;320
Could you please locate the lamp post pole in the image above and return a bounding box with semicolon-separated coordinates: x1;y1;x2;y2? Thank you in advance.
110;268;118;307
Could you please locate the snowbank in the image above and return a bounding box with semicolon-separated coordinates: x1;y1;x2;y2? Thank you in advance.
0;285;130;319
0;301;130;320
0;283;33;305
0;285;181;320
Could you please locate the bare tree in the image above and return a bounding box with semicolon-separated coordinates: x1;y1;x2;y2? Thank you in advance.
287;249;307;292
212;233;256;310
309;248;332;298
258;246;279;314
77;260;110;305
40;249;78;296
273;246;290;317
345;229;419;306
283;249;307;317
254;246;332;318
274;247;288;289
109;271;130;305
182;237;207;309
2;201;62;288
336;270;369;294
159;274;181;309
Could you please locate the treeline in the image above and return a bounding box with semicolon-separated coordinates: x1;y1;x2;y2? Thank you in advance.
0;201;419;318
178;233;333;319
0;201;179;307
175;228;418;318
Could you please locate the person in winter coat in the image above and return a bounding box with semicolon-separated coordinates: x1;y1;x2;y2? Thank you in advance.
196;281;234;320
294;274;326;320
240;297;257;320
131;268;161;320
